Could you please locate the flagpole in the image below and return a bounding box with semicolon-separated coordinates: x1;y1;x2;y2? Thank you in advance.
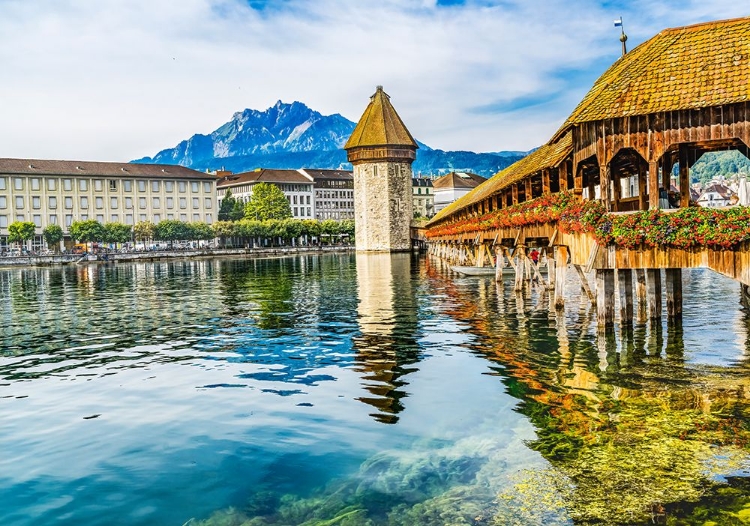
614;16;628;56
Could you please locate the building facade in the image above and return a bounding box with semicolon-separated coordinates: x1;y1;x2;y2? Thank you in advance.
412;178;434;218
217;168;315;220
301;169;354;220
0;158;217;250
432;172;487;214
344;86;418;252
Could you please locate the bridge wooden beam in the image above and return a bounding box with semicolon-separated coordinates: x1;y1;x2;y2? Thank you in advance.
678;144;690;208
554;246;568;309
635;269;647;322
647;269;662;319
648;160;660;209
618;269;634;324
596;269;615;328
665;268;683;319
542;169;551;194
559;162;569;192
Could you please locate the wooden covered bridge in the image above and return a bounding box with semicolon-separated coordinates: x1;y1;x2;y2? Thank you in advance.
426;16;750;327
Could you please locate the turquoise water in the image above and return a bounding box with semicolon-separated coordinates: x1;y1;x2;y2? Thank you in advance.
2;254;750;525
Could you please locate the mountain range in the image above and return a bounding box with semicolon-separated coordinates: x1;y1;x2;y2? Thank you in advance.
132;101;526;177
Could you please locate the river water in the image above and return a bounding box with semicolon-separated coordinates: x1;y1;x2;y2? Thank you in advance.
2;254;750;525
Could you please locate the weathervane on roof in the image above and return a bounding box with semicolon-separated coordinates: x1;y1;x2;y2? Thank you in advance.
614;16;628;56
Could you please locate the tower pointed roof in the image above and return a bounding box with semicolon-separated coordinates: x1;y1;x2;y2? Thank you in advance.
345;86;419;150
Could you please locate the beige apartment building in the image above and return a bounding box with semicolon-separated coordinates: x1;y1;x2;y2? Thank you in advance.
0;158;217;250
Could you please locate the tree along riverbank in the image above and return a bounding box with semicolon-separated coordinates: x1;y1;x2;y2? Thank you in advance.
0;245;355;268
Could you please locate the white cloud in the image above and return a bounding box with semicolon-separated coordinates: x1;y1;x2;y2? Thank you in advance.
0;0;746;161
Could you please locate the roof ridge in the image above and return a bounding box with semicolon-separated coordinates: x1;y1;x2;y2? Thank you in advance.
661;15;750;34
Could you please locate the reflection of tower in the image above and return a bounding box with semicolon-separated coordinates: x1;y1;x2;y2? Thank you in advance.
345;86;418;252
354;253;420;423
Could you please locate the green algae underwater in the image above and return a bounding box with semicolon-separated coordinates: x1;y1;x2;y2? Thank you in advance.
187;263;750;526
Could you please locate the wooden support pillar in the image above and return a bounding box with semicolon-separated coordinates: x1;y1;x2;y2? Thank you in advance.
574;264;596;302
574;164;584;201
646;269;662;319
661;155;672;190
665;268;683;319
587;173;596;201
559;162;569;192
512;184;519;205
541;169;551;194
596;269;615;328
514;245;526;292
547;250;556;290
618;269;634;325
648;160;660;210
678;144;690;208
599;164;611;211
495;247;504;282
638;162;648;211
525;178;533;201
635;269;647;322
612;169;621;212
554;246;568;309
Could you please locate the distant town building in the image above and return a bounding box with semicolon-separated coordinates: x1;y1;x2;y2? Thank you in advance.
0;158;216;251
432;172;487;214
697;182;737;208
299;169;354;220
217;169;315;219
412;178;434;218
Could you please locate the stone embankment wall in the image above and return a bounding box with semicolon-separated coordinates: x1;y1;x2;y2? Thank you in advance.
0;246;354;268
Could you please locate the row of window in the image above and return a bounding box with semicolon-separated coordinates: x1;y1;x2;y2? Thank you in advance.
0;177;213;194
414;187;432;195
292;207;312;217
318;201;354;209
0;196;213;210
316;211;355;219
317;180;353;189
278;184;313;193
0;213;214;229
316;190;353;199
288;195;312;205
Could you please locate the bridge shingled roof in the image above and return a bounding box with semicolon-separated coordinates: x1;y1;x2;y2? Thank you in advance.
428;131;572;224
558;16;750;133
344;86;419;150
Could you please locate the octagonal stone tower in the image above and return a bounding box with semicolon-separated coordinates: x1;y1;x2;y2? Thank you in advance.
344;86;418;252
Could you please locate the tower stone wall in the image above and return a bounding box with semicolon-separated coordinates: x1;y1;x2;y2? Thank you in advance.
345;86;418;253
353;160;413;251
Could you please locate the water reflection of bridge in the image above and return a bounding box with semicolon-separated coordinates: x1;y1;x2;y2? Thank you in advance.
425;257;750;523
426;17;750;330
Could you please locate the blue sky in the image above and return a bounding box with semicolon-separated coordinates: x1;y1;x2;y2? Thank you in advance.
0;0;746;161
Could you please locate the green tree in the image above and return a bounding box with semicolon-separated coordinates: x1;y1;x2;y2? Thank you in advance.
190;222;214;241
133;221;155;242
69;220;105;243
244;182;292;221
212;220;237;247
154;220;191;245
340;219;355;240
230;199;245;221
218;189;237;221
8;221;36;248
103;223;132;244
42;224;64;252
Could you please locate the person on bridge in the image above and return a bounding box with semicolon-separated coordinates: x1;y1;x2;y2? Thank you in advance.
529;249;540;265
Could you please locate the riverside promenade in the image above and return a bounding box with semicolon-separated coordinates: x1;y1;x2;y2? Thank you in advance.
0;245;354;268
